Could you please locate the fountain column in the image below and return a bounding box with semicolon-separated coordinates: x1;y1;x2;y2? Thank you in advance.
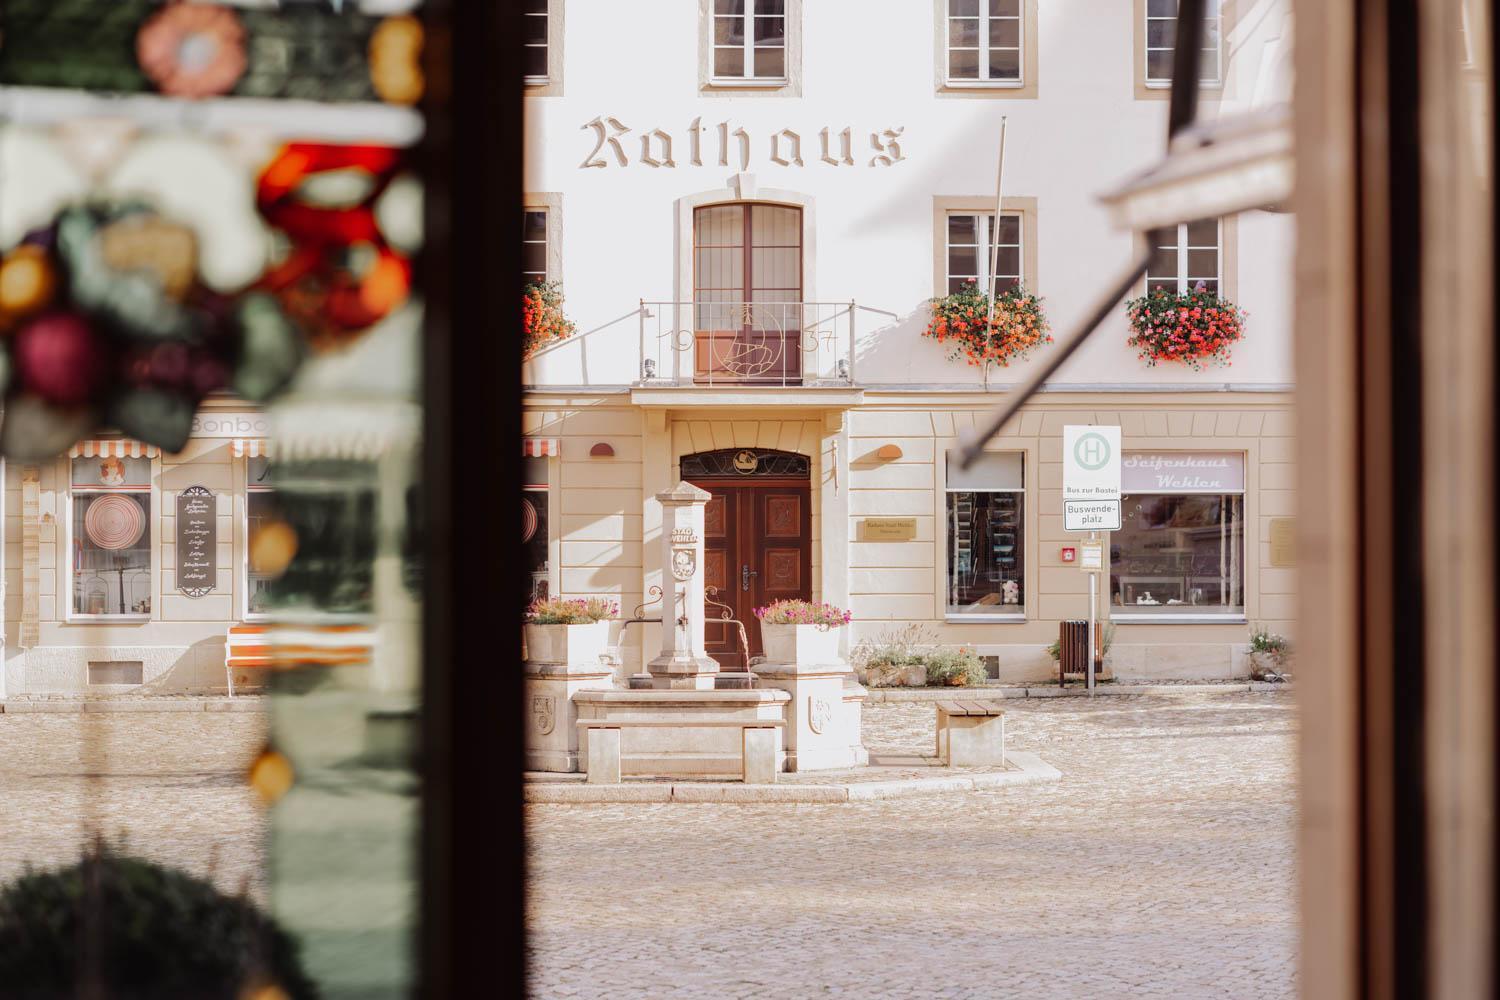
648;482;720;690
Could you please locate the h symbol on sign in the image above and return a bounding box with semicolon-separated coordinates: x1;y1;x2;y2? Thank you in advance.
1075;431;1111;471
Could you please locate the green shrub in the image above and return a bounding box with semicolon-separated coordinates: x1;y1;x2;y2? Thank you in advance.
0;843;316;999
924;647;987;687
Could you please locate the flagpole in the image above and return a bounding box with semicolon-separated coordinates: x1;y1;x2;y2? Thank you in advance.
983;116;1008;391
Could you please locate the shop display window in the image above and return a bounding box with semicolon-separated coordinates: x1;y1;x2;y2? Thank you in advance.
246;455;280;619
946;450;1024;617
523;457;550;607
1112;494;1244;616
70;455;152;617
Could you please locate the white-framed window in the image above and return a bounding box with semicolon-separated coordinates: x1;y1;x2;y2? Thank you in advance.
523;208;549;284
945;211;1023;295
1112;452;1245;621
245;454;279;621
523;456;550;606
1144;0;1222;87
1146;218;1221;294
712;0;787;83
946;450;1025;619
946;0;1023;84
524;0;550;84
69;455;153;619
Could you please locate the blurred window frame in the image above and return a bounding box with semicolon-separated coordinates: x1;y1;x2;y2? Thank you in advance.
1135;0;1226;98
524;0;565;96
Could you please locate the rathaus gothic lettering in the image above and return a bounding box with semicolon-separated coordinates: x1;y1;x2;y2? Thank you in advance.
581;116;907;170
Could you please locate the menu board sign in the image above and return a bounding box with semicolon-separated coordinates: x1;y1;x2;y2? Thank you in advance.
176;485;216;598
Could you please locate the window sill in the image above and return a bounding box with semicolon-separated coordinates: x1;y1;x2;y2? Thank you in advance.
1110;614;1247;624
943;80;1025;89
706;78;790;89
67;614;152;624
1143;80;1224;90
524;76;551;87
946;613;1026;623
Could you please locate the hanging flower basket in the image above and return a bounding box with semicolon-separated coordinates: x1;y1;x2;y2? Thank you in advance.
1124;286;1247;370
923;279;1052;369
522;280;576;360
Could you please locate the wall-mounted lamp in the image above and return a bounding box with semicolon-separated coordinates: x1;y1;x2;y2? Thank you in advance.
876;444;903;461
590;443;615;458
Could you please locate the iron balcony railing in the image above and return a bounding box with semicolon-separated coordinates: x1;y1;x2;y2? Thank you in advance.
638;300;857;387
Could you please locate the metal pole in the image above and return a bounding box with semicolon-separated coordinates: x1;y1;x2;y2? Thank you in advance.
1087;530;1097;695
983;117;1008;392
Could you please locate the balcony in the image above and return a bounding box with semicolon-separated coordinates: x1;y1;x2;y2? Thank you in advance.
637;301;857;388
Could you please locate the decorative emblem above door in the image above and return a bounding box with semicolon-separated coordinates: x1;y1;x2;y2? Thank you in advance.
680;449;810;479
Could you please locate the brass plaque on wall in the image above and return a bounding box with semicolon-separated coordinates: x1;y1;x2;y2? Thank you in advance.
863;517;917;541
1269;517;1296;567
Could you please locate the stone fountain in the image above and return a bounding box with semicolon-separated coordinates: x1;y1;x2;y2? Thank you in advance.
527;481;866;780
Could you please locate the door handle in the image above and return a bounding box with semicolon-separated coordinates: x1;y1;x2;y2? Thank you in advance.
742;565;758;591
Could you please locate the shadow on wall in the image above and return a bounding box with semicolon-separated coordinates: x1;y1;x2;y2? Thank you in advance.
523;307;642;385
850;301;974;385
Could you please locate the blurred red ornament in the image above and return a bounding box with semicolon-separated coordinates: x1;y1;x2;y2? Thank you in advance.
12;312;108;406
189;354;230;397
149;341;190;386
136;3;248;99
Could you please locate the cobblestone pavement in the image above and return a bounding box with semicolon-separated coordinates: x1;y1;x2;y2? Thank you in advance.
0;710;270;904
526;689;1297;1000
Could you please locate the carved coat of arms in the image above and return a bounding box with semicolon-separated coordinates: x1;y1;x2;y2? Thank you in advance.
808;695;834;735
532;695;556;735
671;548;697;581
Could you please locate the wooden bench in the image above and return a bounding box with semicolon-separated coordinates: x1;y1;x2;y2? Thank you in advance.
225;622;375;697
935;701;1007;767
576;718;785;784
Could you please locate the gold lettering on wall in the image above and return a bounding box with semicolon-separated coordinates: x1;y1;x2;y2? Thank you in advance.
580;118;906;170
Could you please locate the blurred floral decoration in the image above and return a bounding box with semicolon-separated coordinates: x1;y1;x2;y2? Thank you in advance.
0;141;415;461
522;280;577;360
1124;285;1247;369
0;0;422;104
923;277;1052;369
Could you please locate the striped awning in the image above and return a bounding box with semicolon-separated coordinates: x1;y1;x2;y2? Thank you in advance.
69;440;159;459
232;438;273;458
523;438;558;457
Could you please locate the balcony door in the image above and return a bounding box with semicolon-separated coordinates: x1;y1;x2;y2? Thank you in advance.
693;203;803;384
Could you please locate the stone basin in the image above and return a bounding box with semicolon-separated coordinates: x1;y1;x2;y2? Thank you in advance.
573;688;791;776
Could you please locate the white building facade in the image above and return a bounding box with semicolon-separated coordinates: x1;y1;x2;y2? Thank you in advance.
523;0;1296;682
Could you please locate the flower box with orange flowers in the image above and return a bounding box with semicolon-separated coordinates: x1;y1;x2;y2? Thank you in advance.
522;280;577;360
1124;286;1247;370
923;278;1052;369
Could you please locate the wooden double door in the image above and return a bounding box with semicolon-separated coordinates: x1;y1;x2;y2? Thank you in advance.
691;479;812;669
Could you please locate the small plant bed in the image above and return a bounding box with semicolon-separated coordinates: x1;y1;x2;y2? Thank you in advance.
754;599;852;627
525;596;617;623
1124;286;1246;370
1247;623;1292;681
924;279;1052;369
522;279;577;359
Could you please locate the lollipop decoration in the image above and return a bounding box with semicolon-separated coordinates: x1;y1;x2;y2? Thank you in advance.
84;494;147;550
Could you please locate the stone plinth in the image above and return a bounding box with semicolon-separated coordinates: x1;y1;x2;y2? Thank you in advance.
754;659;862;772
574;688;789;776
525;659;616;773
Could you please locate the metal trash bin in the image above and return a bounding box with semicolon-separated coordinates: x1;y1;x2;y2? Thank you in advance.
1059;620;1089;685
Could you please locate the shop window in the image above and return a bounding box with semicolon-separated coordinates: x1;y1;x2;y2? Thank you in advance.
70;455;153;618
1146;218;1221;294
267;460;377;618
945;211;1023;295
946;0;1023;84
1142;0;1222;88
245;455;280;619
523;456;550;606
711;0;787;82
1112;452;1245;618
945;450;1024;618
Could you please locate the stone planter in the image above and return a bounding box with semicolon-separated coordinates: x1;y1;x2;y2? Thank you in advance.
523;620;611;669
860;661;927;688
1248;651;1291;681
760;622;844;666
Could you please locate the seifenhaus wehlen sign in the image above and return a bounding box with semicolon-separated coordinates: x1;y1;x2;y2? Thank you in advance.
1062;426;1122;532
1121;452;1246;493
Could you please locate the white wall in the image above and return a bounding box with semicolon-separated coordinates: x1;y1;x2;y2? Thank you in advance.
524;0;1295;388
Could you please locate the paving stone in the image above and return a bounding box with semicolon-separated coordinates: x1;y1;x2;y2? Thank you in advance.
527;689;1297;998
